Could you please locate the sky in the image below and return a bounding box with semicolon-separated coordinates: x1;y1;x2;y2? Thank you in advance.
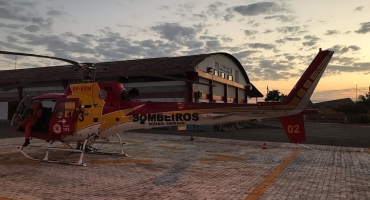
0;0;369;103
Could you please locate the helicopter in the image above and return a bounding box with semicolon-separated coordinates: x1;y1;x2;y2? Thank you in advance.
0;49;334;166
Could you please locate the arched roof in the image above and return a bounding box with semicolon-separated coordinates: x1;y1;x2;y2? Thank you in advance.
0;52;262;97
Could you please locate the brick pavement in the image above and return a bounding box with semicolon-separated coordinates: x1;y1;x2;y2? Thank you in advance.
0;132;370;200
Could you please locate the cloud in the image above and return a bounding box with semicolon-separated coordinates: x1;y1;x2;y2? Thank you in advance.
275;37;300;44
233;50;259;60
32;17;54;29
221;36;232;43
25;25;41;32
0;22;23;29
328;45;361;55
264;29;273;34
246;20;260;27
249;59;295;80
264;15;296;22
244;30;258;36
191;14;207;20
354;6;364;11
0;6;30;22
247;43;275;50
355;22;370;34
14;32;100;61
223;14;234;21
0;41;32;52
330;56;357;65
157;5;170;10
348;45;361;51
205;40;221;48
14;1;37;7
232;2;289;16
177;2;195;14
324;30;340;35
0;0;9;6
284;54;295;61
47;10;65;18
276;26;300;33
302;35;320;46
6;36;18;43
324;63;370;76
151;23;199;44
0;2;39;22
206;2;228;19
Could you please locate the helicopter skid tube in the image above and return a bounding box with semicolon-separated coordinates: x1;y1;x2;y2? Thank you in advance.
87;133;128;157
16;139;90;166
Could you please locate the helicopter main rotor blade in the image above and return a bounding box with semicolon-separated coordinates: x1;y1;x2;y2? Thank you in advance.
107;68;216;87
0;80;37;91
0;51;83;67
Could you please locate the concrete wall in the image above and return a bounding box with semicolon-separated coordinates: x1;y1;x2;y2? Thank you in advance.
194;78;210;94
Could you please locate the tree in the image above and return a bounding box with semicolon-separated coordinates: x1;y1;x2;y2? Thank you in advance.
333;92;370;123
265;89;286;102
358;94;370;107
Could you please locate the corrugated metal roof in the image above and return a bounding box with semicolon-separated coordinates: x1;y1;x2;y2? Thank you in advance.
0;52;263;97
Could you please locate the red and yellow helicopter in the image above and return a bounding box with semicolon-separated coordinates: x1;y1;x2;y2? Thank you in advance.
0;49;334;166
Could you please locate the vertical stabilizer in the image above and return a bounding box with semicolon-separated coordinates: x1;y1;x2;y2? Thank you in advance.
283;49;334;113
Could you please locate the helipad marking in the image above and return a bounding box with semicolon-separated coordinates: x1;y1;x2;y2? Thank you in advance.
0;161;40;166
0;152;20;157
157;145;185;151
90;159;152;164
197;153;244;162
245;150;301;200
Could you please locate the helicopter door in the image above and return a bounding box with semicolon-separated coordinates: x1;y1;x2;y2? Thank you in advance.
49;98;79;135
10;94;31;130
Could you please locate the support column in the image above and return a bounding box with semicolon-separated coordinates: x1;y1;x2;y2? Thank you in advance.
184;72;198;102
17;87;22;103
235;87;239;103
209;79;213;103
224;84;228;103
244;85;251;103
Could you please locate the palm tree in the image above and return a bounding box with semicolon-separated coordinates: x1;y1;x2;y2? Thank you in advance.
357;94;370;107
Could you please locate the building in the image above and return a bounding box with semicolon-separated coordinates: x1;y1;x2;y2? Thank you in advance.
0;52;263;120
306;98;354;123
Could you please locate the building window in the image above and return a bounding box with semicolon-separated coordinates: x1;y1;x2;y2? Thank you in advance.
220;72;225;78
214;70;219;76
228;75;233;81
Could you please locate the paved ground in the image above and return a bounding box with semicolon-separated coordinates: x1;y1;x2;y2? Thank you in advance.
134;121;370;148
3;120;370;147
1;132;370;200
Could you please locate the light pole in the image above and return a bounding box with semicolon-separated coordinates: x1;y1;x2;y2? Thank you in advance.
355;82;357;102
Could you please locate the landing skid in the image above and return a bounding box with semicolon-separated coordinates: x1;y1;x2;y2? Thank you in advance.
17;139;90;166
17;134;128;166
82;133;128;157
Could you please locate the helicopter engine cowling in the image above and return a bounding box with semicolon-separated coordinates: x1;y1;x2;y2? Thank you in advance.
121;88;139;100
